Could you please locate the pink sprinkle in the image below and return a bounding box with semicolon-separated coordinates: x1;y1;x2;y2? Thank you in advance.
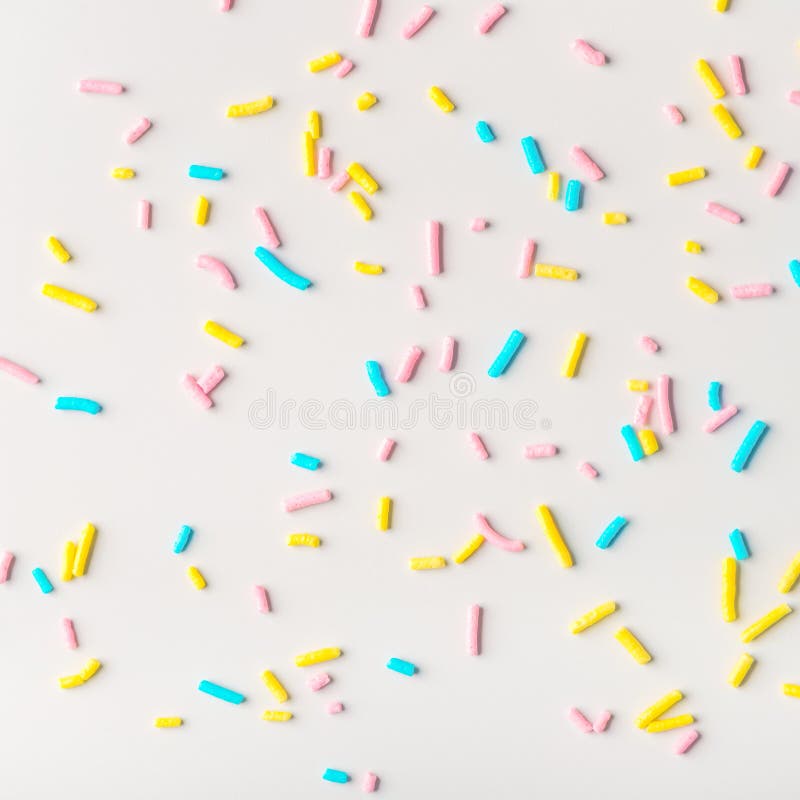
317;147;332;179
362;772;379;793
196;254;237;290
763;162;791;197
662;105;684;125
395;346;423;383
410;285;427;310
77;79;124;94
474;513;525;552
470;217;488;231
427;220;442;275
198;365;225;395
182;374;212;410
0;551;14;583
675;729;700;755
730;283;775;299
254;207;281;248
402;5;435;39
656;374;675;435
706;202;742;224
282;489;333;512
639;336;660;353
438;336;456;372
634;395;654;427
0;357;40;385
326;701;344;714
466;604;482;655
356;0;379;37
567;707;594;733
523;443;558;459
307;673;331;692
789;90;800;106
334;59;354;78
477;3;507;34
124;117;152;145
702;404;739;433
593;710;612;733
569;146;605;181
62;618;78;649
329;171;350;192
253;584;271;613
729;55;748;95
570;39;607;66
469;432;490;460
137;199;152;230
518;238;536;279
220;0;233;9
577;462;598;479
377;437;396;462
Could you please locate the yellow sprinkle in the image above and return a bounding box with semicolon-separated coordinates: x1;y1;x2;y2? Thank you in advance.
777;551;800;593
194;195;209;226
287;533;321;547
615;627;652;664
409;556;447;570
307;110;321;139
546;172;560;201
226;96;273;117
685;240;703;254
303;130;316;177
356;92;378;111
262;710;293;722
635;690;683;729
61;541;76;582
453;534;485;564
346;162;379;194
308;52;342;72
295;647;342;667
603;212;628;225
47;236;71;263
667;167;707;186
722;557;737;622
72;522;96;578
534;263;578;281
570;601;617;634
741;603;792;643
429;86;455;113
561;332;587;379
154;717;183;728
187;566;207;590
714;0;729;10
42;283;97;312
354;261;384;275
204;320;244;348
377;496;392;531
627;380;649;392
261;670;289;703
111;167;135;179
349;191;373;221
696;59;726;99
744;146;764;170
711;103;743;139
728;653;755;687
59;673;84;689
80;658;101;681
637;429;660;456
535;505;573;568
646;714;694;733
687;276;719;304
784;684;800;698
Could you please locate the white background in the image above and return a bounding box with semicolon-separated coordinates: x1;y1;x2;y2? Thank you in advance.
1;0;799;797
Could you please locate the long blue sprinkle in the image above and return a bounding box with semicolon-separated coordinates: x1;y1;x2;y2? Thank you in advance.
366;361;390;397
789;259;800;287
487;330;526;378
32;567;54;594
565;179;583;211
322;769;350;784
729;528;750;560
291;452;321;471
198;680;245;704
55;397;102;415
386;657;417;676
621;425;645;462
475;121;496;142
254;247;312;290
595;516;629;549
188;164;225;180
520;136;546;174
708;381;722;411
731;420;769;472
173;525;194;554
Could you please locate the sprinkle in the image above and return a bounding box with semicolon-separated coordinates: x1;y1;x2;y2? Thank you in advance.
307;673;331;691
317;146;332;178
621;425;645;462
656;375;675;435
778;552;800;593
567;707;594;733
0;357;39;384
639;336;659;353
220;0;232;9
32;567;54;594
59;658;102;688
687;276;719;303
42;284;98;312
470;217;487;232
182;375;212;409
729;55;748;95
377;496;392;531
524;444;558;459
662;105;684;124
730;283;774;299
261;710;293;722
362;772;379;793
603;212;628;225
46;236;71;263
711;103;743;139
282;489;333;512
487;329;526;377
593;711;612;733
564;179;583;211
291;453;321;471
740;603;792;643
295;648;342;667
325;701;343;714
254;207;280;248
334;59;354;78
356;92;378;111
731;420;769;472
409;556;447;570
154;718;183;728
475;120;495;142
261;670;289;703
667;167;706;186
577;462;598;479
173;525;194;554
188;165;224;180
646;715;694;733
70;523;95;579
729;529;750;560
61;619;78;650
466;604;482;655
517;238;536;278
520;136;546;174
476;3;507;34
790;259;800;286
783;684;800;698
570;39;606;66
347;163;379;194
469;432;490;460
708;381;722;411
547;172;560;200
349;191;373;220
198;366;224;395
638;429;659;456
396;345;423;382
77;79;123;94
703;405;739;433
193;196;209;225
722;557;737;622
788;90;800;106
561;332;587;378
685;240;703;254
322;769;349;784
451;533;486;567
426;220;442;275
366;361;390;397
386;657;417;676
55;397;102;415
429;86;455;112
137;199;152;229
226;96;273;117
253;585;271;613
308;52;342;72
58;674;84;689
0;551;15;583
198;680;245;704
254;247;312;290
763;162;791;197
439;337;455;371
356;0;379;37
695;59;726;98
728;653;755;687
307;111;321;139
595;516;629;550
476;513;524;552
705;201;741;224
204;320;244;349
187;566;206;590
402;5;435;38
196;255;236;290
303;131;316;176
615;627;652;664
377;437;396;461
535;505;573;568
627;379;649;392
570;601;617;634
569;146;605;181
62;542;76;582
634;395;653;427
713;0;729;10
744;146;764;169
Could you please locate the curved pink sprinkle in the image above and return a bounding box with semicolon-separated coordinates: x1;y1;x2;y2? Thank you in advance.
474;513;525;552
0;551;14;583
518;239;536;278
427;220;442;275
763;162;791;197
402;5;435;39
593;710;612;733
568;707;594;733
656;374;675;435
362;772;378;793
439;337;456;372
524;444;558;459
469;432;490;460
329;171;350;192
570;39;606;66
254;207;281;248
182;374;212;409
196;254;237;290
702;404;739;433
410;285;427;310
477;3;507;34
569;146;605;181
789;90;800;106
307;672;331;692
62;618;78;649
634;395;654;427
577;462;598;479
77;79;124;94
675;729;700;755
706;202;742;224
662;105;684;125
198;365;225;394
124;117;152;145
356;0;378;37
317;146;332;179
253;585;271;613
729;55;747;95
334;59;354;78
0;357;40;385
326;701;344;714
639;335;660;353
377;437;396;461
396;346;423;383
466;604;481;655
470;217;487;231
282;489;332;512
730;283;774;299
137;199;152;230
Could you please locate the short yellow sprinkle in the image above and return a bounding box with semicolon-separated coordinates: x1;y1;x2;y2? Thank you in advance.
111;167;135;179
260;670;289;703
308;52;342;72
72;522;96;578
226;96;273;117
453;534;485;564
307;110;321;139
287;533;321;547
80;658;101;681
603;212;628;225
570;601;617;634
42;283;98;312
635;690;683;729
204;320;244;349
429;86;455;113
696;59;726;99
377;496;392;531
354;261;384;275
711;103;743;139
47;236;71;263
303;131;316;177
784;684;800;698
154;717;183;727
722;557;737;622
349;191;373;221
685;240;703;254
741;603;792;643
262;710;293;722
638;429;659;456
561;332;587;379
61;541;76;582
346;162;379;194
194;195;209;226
714;0;729;11
687;276;719;304
667;167;707;186
356;92;378;111
627;380;649;392
295;647;342;667
534;264;578;281
546;172;560;201
744;146;764;170
59;673;84;689
409;556;447;570
777;552;800;593
615;627;652;664
646;714;694;733
187;566;207;590
727;653;754;687
535;505;573;568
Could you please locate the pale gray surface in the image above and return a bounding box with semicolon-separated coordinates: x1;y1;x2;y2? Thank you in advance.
1;0;799;797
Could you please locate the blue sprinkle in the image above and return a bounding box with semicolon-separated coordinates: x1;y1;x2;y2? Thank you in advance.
595;516;629;549
55;397;102;415
708;381;722;411
32;567;54;594
789;259;800;287
366;361;390;397
254;247;312;290
729;528;751;560
565;179;583;211
188;164;225;180
520;136;546;174
731;420;769;473
198;680;245;704
621;425;645;462
386;657;417;676
322;769;350;784
487;329;526;378
173;525;194;554
291;452;321;471
475;121;496;142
